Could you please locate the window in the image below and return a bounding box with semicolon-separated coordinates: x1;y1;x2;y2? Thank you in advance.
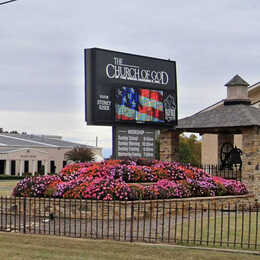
24;160;29;173
11;160;16;176
50;160;56;174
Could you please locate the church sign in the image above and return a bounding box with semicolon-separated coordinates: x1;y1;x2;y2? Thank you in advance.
84;48;177;127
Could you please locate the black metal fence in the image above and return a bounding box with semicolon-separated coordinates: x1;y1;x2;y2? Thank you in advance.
0;197;259;250
201;164;242;181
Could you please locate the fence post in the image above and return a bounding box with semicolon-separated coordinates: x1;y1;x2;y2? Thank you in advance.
130;201;134;242
23;197;26;234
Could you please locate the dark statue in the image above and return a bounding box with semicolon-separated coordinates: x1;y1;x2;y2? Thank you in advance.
220;143;242;171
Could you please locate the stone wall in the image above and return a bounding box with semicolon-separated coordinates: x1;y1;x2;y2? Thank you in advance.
242;126;260;200
5;194;256;220
160;130;180;161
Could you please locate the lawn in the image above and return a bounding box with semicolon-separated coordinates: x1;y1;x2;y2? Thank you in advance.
174;211;260;250
0;232;259;260
0;180;18;196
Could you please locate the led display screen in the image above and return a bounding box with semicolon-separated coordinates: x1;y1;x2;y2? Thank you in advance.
85;48;177;127
115;86;176;124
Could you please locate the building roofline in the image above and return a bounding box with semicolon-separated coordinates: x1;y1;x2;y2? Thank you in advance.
0;148;49;154
195;99;224;115
194;81;260;115
0;134;58;147
248;81;260;91
0;133;97;149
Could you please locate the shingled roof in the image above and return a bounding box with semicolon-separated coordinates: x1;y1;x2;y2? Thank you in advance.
225;74;250;87
0;133;94;149
177;104;260;133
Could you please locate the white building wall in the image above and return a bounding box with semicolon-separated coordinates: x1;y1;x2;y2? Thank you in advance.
0;146;103;175
201;134;218;165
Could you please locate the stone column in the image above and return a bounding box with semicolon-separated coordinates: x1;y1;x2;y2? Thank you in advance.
19;159;23;176
44;160;48;175
14;160;18;176
218;133;234;166
160;130;180;162
5;160;10;175
242;126;260;200
32;160;36;176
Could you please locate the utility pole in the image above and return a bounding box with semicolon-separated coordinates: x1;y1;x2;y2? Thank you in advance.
0;0;18;6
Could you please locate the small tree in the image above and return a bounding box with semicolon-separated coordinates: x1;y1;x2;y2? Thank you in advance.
65;147;95;163
179;134;201;167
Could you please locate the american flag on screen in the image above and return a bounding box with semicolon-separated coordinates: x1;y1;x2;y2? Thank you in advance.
115;87;164;122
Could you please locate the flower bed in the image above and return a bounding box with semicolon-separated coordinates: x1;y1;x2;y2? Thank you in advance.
12;159;248;200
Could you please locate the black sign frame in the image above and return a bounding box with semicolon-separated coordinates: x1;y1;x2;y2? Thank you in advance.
85;48;178;127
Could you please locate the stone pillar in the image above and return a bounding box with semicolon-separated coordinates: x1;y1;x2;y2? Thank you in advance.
44;160;48;175
242;126;260;200
160;130;180;162
218;133;234;165
14;160;18;176
32;160;36;176
5;160;10;175
19;159;23;176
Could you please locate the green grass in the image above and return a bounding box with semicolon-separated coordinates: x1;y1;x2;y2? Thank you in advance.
174;211;260;250
0;232;259;260
0;180;18;196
